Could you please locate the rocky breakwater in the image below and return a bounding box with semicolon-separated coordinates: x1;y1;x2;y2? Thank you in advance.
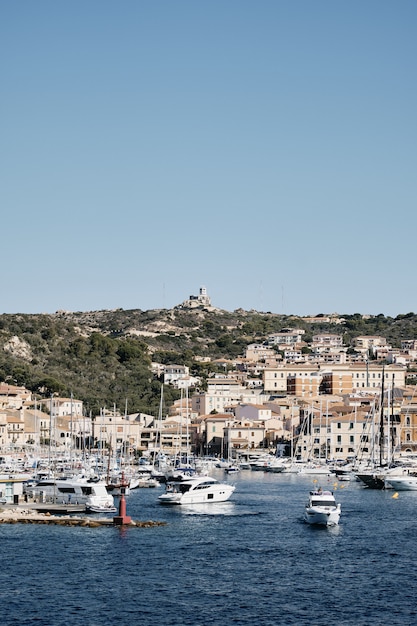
0;507;167;528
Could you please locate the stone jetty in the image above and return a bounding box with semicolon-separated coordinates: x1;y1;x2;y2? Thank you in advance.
0;507;166;528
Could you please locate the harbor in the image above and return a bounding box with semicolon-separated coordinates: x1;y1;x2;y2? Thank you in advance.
1;470;416;626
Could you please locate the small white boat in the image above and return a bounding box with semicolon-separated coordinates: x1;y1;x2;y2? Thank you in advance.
298;463;331;476
86;503;117;513
158;476;235;505
304;489;341;526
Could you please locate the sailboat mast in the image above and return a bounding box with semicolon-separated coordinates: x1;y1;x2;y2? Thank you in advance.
379;367;385;467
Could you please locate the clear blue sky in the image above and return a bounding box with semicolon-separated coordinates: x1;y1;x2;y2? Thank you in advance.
1;1;416;317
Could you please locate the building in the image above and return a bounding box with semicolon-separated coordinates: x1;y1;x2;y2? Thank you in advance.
354;336;387;351
0;383;32;410
264;363;406;396
179;286;212;309
267;328;305;347
192;377;266;415
163;365;190;385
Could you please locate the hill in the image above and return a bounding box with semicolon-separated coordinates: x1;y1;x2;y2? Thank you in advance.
0;307;416;415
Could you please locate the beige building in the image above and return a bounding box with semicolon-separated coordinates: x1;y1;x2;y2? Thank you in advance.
192;377;266;415
354;336;387;351
264;363;406;396
0;383;32;410
312;334;344;349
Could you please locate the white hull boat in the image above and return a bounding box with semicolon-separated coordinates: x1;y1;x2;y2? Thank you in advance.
304;489;341;526
86;503;117;513
158;476;235;505
26;477;115;510
385;476;417;490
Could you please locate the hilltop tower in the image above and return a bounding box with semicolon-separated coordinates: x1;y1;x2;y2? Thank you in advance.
179;286;212;309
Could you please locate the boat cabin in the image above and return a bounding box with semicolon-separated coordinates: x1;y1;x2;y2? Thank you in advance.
309;490;336;507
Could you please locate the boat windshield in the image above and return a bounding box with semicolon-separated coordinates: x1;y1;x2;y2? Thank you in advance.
311;499;335;507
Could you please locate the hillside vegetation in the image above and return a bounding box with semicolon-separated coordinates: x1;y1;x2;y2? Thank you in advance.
0;307;416;416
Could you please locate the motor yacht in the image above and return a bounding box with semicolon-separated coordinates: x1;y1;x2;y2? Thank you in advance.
385;475;417;490
304;489;341;526
158;476;235;505
26;476;115;510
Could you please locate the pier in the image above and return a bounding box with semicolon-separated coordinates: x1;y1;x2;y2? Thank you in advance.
0;503;166;528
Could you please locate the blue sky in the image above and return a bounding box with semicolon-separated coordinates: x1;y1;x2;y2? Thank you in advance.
1;1;416;317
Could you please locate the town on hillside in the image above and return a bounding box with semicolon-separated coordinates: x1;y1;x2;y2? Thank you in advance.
1;317;417;471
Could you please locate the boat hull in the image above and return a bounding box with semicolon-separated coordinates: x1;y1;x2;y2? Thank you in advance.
385;477;417;491
304;505;341;526
158;477;235;505
159;486;235;505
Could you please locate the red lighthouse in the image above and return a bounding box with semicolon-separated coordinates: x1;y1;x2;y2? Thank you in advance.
113;472;132;526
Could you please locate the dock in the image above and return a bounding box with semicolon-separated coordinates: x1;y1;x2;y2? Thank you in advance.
0;504;167;528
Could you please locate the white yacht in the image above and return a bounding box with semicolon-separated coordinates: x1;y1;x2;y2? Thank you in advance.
26;477;115;511
385;475;417;490
304;489;341;526
158;476;235;505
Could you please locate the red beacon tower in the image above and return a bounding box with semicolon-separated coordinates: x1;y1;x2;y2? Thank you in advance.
113;472;132;526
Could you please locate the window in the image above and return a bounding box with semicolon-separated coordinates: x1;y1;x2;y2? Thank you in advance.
337;435;342;443
337;423;341;429
350;436;354;443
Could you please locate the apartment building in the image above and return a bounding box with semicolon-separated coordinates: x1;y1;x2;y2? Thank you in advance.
354;336;387;351
192;378;266;415
264;365;321;394
264;363;406;396
267;328;305;347
312;334;344;350
163;364;190;385
287;372;321;397
50;396;84;417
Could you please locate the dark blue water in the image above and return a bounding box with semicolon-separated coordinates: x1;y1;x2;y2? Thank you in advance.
1;471;416;626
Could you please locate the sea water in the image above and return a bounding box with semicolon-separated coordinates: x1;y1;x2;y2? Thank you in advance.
0;471;416;626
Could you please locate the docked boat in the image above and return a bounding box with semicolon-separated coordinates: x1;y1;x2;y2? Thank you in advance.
385;475;417;490
26;476;116;510
304;489;341;526
158;476;235;505
86;502;117;513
